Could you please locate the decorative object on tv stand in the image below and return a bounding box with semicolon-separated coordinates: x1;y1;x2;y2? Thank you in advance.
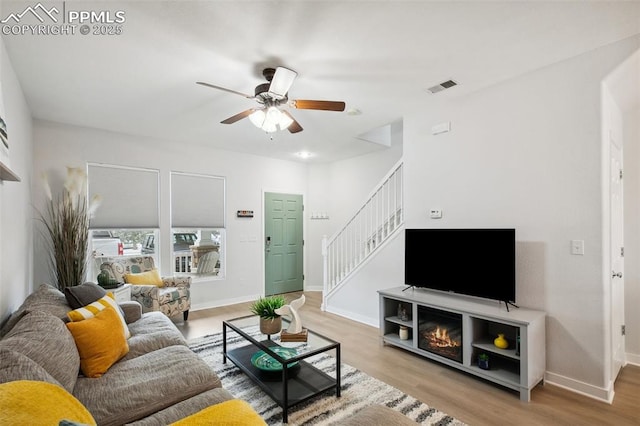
38;167;101;291
250;295;286;335
478;353;489;370
493;333;509;349
399;326;409;340
276;295;308;342
397;303;410;321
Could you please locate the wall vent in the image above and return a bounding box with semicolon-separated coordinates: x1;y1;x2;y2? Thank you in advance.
426;79;458;94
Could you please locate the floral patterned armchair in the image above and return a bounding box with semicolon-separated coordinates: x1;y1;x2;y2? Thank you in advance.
98;256;191;321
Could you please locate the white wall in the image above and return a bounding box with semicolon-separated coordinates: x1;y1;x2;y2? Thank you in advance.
624;107;640;365
400;36;640;398
305;121;403;290
0;37;33;324
32;120;308;310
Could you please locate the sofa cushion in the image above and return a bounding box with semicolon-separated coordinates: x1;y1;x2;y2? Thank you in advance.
158;287;189;305
100;256;156;284
127;388;234;426
120;301;143;324
67;293;130;339
0;380;97;426
66;307;129;378
0;284;70;337
124;269;163;286
65;282;107;309
0;310;80;393
169;400;266;426
123;311;187;361
73;345;221;426
0;348;61;386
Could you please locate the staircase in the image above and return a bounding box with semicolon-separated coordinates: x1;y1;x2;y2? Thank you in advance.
322;160;404;309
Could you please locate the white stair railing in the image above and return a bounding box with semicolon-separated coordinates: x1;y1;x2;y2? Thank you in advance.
322;161;403;308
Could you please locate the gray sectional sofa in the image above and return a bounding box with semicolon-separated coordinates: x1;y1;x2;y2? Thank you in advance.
0;284;234;425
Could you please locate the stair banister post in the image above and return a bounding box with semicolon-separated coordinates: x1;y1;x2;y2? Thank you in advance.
321;235;328;311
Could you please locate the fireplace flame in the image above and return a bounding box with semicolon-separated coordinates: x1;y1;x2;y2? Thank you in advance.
426;326;460;348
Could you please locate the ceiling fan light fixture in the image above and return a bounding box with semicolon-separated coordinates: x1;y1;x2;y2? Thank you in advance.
249;109;266;127
249;107;292;133
278;111;294;130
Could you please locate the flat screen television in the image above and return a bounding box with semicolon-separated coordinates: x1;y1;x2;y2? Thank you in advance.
404;228;516;304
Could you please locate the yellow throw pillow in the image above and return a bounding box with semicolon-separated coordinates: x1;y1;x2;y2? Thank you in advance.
67;293;130;339
169;400;266;426
124;268;164;287
66;307;129;378
0;380;96;425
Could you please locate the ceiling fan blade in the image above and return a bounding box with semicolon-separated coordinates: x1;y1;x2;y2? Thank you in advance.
282;111;303;133
220;109;256;124
196;82;254;99
291;100;346;112
268;67;297;98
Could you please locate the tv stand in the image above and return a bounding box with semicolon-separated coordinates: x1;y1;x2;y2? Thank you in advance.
378;287;545;401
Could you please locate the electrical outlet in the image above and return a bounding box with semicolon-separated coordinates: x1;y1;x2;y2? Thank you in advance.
571;240;584;255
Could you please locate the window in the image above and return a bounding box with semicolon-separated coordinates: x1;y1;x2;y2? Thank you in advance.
89;229;159;279
171;172;225;278
88;164;160;278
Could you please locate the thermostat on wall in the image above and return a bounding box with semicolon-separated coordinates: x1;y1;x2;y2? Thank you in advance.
237;210;254;218
429;209;442;219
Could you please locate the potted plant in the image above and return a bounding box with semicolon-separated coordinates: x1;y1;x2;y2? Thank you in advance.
250;295;286;335
38;167;101;291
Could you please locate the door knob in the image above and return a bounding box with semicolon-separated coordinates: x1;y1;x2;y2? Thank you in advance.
612;271;623;279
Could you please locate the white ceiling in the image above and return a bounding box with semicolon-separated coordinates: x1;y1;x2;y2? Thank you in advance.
2;1;639;163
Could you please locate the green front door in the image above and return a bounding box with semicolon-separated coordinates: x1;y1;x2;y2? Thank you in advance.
265;192;303;296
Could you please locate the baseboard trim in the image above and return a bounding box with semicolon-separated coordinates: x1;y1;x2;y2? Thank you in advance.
544;371;614;403
191;294;260;312
324;305;378;328
304;284;323;292
625;352;640;366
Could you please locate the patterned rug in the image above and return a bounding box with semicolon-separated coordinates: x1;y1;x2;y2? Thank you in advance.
188;330;467;426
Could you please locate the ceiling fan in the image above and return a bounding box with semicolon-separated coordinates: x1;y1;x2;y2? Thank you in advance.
197;67;346;134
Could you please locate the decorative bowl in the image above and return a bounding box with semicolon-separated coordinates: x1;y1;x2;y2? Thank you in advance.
250;347;298;371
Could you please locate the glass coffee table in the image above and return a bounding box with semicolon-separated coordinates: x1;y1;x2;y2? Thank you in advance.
222;315;341;423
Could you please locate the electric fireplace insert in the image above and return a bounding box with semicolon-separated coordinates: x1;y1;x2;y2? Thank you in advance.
418;305;463;363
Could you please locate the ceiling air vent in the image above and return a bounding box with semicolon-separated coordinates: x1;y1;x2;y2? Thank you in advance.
426;79;458;94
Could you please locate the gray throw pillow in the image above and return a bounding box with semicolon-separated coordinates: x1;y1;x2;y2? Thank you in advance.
64;282;107;309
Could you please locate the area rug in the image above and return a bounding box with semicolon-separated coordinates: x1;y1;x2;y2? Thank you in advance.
188;330;467;426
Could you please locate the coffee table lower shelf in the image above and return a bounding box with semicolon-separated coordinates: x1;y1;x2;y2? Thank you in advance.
225;342;338;421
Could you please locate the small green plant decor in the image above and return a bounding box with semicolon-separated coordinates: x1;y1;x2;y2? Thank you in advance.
250;295;286;335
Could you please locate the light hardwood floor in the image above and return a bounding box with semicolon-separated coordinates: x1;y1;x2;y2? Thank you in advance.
175;291;640;425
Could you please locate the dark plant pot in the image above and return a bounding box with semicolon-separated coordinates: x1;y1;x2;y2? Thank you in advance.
478;355;490;370
260;317;282;335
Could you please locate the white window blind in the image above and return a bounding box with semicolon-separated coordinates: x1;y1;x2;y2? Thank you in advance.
88;164;160;229
171;172;225;228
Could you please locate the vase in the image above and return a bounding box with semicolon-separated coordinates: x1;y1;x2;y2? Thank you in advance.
259;317;282;335
494;333;509;349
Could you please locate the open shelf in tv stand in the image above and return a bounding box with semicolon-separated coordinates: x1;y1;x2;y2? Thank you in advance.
379;286;546;402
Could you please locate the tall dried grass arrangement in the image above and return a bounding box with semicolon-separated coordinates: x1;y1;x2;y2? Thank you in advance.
39;167;100;291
